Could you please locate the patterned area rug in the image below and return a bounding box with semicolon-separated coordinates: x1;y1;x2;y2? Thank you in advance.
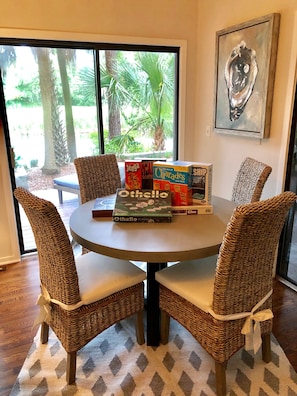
10;317;297;396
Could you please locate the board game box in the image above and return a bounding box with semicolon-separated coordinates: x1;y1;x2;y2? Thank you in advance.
153;160;193;206
92;194;116;218
112;188;172;223
135;158;167;189
125;158;167;190
125;160;142;190
191;162;213;204
172;203;213;215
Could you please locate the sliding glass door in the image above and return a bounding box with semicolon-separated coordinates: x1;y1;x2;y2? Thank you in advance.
0;40;179;253
277;84;297;287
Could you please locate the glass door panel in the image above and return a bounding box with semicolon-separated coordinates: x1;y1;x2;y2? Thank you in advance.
1;45;98;252
99;50;176;162
277;85;297;287
0;42;178;253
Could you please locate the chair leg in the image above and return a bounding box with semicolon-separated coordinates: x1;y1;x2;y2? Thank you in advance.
40;322;49;344
160;310;170;344
66;351;77;385
262;333;271;363
135;311;145;345
215;361;227;396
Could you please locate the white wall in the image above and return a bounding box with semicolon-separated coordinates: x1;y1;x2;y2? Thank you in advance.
195;0;297;200
0;123;20;265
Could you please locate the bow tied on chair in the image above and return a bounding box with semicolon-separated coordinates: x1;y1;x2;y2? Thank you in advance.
207;289;274;354
33;290;52;328
241;308;274;354
33;284;86;329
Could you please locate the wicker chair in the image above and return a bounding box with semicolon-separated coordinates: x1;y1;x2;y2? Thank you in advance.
74;153;122;204
156;191;296;396
14;187;146;385
74;154;122;254
231;157;272;205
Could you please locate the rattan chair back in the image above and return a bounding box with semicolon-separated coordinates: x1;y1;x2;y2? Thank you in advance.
14;187;80;306
74;153;121;204
14;187;145;385
158;191;296;395
231;157;272;205
213;191;296;316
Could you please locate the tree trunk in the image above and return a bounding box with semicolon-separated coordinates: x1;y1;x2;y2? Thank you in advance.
153;125;165;151
105;50;121;139
57;49;77;161
35;48;58;175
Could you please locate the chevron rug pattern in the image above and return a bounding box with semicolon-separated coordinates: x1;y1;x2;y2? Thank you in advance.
10;317;297;396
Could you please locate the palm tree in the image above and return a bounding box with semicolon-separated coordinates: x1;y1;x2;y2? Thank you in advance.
105;51;175;151
105;50;121;139
32;48;70;173
132;52;175;151
33;47;59;174
57;48;77;161
1;46;68;173
79;51;175;154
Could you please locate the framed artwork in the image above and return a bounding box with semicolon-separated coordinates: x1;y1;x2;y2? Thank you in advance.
214;13;280;139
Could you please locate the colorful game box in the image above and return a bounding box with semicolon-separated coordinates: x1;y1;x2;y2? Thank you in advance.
191;162;213;204
135;158;167;189
125;160;142;190
112;188;172;223
92;194;115;218
153;161;193;206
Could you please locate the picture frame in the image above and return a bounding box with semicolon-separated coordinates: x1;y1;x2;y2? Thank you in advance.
214;13;280;139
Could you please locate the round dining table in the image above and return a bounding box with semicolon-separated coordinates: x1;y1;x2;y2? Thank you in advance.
69;196;236;346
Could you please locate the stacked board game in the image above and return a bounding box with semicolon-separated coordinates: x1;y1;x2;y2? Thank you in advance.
112;189;172;223
92;194;116;217
172;203;213;215
153;161;193;206
125;158;166;190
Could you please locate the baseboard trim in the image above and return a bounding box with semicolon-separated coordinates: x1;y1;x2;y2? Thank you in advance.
275;275;297;292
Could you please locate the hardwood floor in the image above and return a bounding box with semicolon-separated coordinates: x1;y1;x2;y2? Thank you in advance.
0;255;297;396
0;255;40;396
271;277;297;370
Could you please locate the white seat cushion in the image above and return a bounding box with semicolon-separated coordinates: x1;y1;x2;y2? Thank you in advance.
155;255;217;312
76;252;146;305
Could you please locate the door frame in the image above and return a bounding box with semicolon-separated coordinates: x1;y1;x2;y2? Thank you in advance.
0;30;187;254
277;83;297;284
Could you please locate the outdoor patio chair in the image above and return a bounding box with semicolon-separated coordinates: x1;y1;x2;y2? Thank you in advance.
231;157;272;205
156;191;296;396
14;187;146;385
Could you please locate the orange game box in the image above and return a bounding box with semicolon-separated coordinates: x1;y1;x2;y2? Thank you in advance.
153;161;192;206
125;160;142;190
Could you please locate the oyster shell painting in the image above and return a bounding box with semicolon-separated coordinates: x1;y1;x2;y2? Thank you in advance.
224;41;258;121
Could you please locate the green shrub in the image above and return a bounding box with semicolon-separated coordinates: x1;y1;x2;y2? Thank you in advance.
89;130;145;155
30;159;38;168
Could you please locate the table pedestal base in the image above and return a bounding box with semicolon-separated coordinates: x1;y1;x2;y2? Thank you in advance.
146;262;167;346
